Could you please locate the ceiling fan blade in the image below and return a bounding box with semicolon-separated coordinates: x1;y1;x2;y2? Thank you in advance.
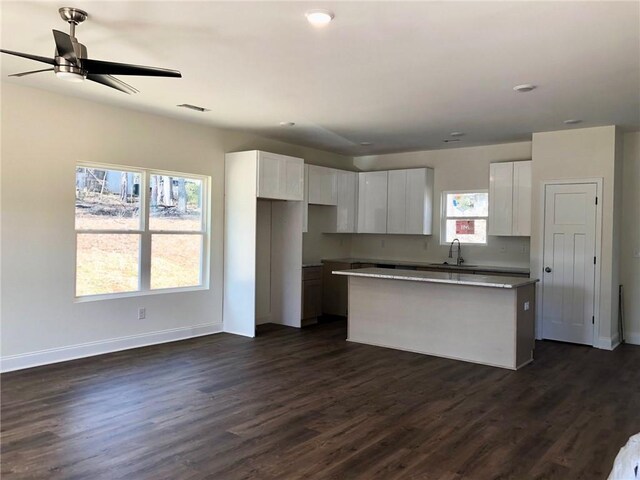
8;68;54;78
0;49;55;65
82;59;181;77
87;74;139;94
52;30;77;63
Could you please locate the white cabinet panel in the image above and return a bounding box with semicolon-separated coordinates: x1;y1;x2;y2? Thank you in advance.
336;170;358;233
357;171;388;234
386;168;433;235
387;170;407;234
489;161;531;236
489;162;514;236
257;152;303;201
308;165;337;205
303;165;309;233
512;161;532;236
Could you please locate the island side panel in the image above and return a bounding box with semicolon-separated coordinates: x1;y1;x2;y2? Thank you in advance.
515;283;536;368
347;276;518;369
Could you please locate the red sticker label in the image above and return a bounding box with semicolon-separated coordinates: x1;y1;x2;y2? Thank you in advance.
456;220;474;235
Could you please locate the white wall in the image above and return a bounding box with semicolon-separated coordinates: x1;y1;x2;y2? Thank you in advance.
530;126;622;349
351;142;532;267
0;83;351;370
622;132;640;344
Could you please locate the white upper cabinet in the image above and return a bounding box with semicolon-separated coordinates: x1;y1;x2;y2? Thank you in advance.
387;168;434;235
512;161;532;236
308;165;338;205
336;170;358;233
489;160;532;236
257;151;304;201
303;164;309;233
357;171;388;234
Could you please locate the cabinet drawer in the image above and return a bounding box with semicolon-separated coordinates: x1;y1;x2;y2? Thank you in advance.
303;266;322;281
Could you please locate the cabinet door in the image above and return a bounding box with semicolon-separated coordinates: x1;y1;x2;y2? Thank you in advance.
283;157;304;201
387;170;407;234
405;168;431;234
308;165;337;205
257;153;281;199
302;278;322;319
489;162;514;236
357;171;388;233
512;161;532;236
303;164;309;233
337;170;358;233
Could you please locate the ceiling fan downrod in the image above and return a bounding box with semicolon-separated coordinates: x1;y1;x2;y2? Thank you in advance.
58;7;88;38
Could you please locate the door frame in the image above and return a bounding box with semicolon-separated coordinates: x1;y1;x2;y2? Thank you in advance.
536;178;603;346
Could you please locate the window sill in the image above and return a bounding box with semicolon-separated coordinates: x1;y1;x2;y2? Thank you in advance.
74;285;209;303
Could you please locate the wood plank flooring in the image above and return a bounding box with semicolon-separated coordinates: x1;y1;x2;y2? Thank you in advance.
2;320;639;479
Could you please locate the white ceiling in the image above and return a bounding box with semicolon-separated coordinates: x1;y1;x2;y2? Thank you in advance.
1;1;639;155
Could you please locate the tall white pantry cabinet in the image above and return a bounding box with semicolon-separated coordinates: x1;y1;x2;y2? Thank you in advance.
224;150;304;337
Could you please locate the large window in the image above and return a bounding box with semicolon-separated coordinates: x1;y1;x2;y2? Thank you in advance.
441;191;488;244
75;164;208;298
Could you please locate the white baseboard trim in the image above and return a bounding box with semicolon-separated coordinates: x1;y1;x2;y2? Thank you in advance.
623;331;640;346
595;333;620;350
1;323;223;373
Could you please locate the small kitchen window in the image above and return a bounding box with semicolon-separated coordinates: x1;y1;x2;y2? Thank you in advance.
441;191;488;244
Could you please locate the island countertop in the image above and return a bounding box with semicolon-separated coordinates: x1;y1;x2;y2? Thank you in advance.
323;258;530;276
333;267;538;289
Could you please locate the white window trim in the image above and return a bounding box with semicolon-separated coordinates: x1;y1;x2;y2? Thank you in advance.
74;162;211;301
440;189;489;245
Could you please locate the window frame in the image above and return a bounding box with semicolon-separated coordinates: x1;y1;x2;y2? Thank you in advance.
74;162;210;302
440;189;489;246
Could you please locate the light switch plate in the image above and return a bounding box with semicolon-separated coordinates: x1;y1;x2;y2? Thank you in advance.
634;247;640;258
524;301;530;311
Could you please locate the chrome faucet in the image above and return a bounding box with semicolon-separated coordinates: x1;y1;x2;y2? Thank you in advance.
448;238;464;266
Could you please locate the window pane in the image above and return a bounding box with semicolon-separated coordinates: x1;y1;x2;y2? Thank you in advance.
149;175;202;231
445;219;487;244
151;234;202;290
76;234;140;296
446;192;488;217
76;167;141;230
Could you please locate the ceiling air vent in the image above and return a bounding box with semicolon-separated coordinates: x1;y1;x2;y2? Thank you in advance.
177;103;211;112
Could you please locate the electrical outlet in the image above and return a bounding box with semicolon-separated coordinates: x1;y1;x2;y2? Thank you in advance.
381;239;385;248
138;307;146;320
634;247;640;258
524;301;530;311
499;245;507;254
423;239;429;251
521;245;529;254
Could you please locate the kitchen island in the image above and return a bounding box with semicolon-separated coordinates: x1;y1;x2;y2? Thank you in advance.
333;268;538;370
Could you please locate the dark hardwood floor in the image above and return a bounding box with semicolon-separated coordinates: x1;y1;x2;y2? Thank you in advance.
2;320;639;480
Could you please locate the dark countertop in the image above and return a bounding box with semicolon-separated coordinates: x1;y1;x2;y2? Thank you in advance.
322;257;530;276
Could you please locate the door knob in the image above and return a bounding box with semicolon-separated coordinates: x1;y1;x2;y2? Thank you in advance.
545;267;552;273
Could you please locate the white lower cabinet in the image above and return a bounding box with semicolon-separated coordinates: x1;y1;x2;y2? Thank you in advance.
357;171;388;234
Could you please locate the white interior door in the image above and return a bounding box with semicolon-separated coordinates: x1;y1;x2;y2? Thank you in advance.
542;183;597;345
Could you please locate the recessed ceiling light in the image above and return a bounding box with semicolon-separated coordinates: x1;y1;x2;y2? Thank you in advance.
360;142;372;146
279;121;295;127
450;132;464;137
305;9;334;26
443;139;461;143
563;119;582;125
513;84;537;93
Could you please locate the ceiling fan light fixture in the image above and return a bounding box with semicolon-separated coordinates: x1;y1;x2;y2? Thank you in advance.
55;70;85;82
513;84;536;93
305;9;334;26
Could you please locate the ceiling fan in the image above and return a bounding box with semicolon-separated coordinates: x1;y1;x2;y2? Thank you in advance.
1;7;182;94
